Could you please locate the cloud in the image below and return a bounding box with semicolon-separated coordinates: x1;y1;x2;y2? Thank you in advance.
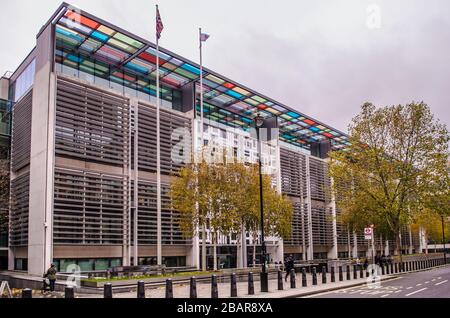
0;0;448;132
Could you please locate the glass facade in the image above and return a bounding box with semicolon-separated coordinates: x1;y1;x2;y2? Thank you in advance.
54;258;123;272
10;59;35;103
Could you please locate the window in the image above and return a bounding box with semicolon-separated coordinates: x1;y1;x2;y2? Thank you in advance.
12;59;36;102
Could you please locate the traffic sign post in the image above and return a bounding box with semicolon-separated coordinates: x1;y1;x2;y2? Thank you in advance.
364;226;375;264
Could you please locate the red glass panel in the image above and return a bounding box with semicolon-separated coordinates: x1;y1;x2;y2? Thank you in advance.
65;11;99;29
304;119;316;125
139;52;165;66
323;132;334;138
223;82;235;89
257;104;267;110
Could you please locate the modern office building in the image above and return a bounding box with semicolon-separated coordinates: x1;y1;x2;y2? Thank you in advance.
0;3;422;276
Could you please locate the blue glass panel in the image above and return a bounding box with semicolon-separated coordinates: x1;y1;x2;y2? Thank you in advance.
309;126;320;132
241;117;253;124
287;111;301;118
67;54;83;63
125;62;149;74
91;31;109;42
181;63;201;75
56;27;84;43
225;90;243;99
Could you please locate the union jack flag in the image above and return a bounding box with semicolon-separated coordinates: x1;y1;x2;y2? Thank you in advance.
156;6;164;40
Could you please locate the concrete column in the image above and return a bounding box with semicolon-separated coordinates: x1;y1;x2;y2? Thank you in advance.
0;77;9;99
305;157;313;260
419;227;426;254
347;229;352;258
352;233;358;259
385;240;390;256
28;23;56;276
327;176;338;260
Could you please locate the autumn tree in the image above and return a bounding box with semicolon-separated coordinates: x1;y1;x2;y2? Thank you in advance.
170;155;293;270
329;102;449;257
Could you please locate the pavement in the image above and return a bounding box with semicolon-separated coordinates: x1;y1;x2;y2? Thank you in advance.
304;265;450;298
69;269;402;298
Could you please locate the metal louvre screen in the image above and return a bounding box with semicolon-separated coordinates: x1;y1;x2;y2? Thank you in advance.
136;102;191;175
284;202;309;246
309;157;331;202
9;172;30;246
131;181;186;245
311;202;334;246
11;90;32;172
280;147;309;246
280;147;307;198
53;169;127;245
55;78;130;166
336;208;349;245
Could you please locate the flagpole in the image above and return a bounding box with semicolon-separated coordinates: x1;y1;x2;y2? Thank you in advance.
199;28;204;146
156;4;162;267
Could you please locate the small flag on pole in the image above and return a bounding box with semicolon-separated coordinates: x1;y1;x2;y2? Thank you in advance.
200;32;210;42
156;6;164;40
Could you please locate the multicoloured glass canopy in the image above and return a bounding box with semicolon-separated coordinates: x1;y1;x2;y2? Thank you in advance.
51;3;350;151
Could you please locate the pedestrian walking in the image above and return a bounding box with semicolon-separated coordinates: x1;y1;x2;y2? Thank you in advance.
284;255;294;282
44;264;57;292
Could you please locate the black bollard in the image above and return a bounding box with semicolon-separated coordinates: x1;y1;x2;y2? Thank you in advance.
290;269;296;288
312;267;318;285
353;265;357;279
65;286;74;299
322;266;327;284
211;275;218;298
346;265;351;280
360;265;364;278
230;273;237;297
190;277;197;299
381;264;385;276
302;268;307;287
166;279;174;299
277;270;283;291
386;263;390;275
22;288;32;298
137;281;145;299
331;266;335;283
390;263;394;274
394;262;398;273
248;272;255;295
104;283;113;298
338;266;343;281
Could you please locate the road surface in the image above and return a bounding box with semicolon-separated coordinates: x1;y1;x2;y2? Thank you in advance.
304;265;450;298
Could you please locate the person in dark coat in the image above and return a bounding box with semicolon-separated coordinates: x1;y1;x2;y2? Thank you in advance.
284;255;294;282
45;264;57;292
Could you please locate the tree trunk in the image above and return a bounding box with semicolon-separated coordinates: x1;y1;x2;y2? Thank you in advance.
213;232;218;271
395;231;403;263
253;234;257;268
202;223;207;271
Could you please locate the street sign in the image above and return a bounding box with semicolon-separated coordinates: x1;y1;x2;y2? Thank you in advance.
364;227;373;240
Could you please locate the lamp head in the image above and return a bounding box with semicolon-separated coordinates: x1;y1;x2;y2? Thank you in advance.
254;114;264;128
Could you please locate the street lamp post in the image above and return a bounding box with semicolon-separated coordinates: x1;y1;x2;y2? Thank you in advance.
255;114;268;292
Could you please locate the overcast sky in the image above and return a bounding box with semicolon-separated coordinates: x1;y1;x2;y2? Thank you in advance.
0;0;449;133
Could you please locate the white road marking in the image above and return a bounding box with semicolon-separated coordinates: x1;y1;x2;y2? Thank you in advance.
425;281;430;284
406;287;413;290
435;280;448;286
394;290;402;293
381;294;390;297
405;288;428;296
416;283;422;286
432;279;436;282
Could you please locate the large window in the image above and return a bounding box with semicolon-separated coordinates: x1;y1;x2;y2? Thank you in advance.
11;59;35;102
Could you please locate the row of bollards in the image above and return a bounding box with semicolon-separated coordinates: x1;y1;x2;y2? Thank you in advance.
19;257;447;298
